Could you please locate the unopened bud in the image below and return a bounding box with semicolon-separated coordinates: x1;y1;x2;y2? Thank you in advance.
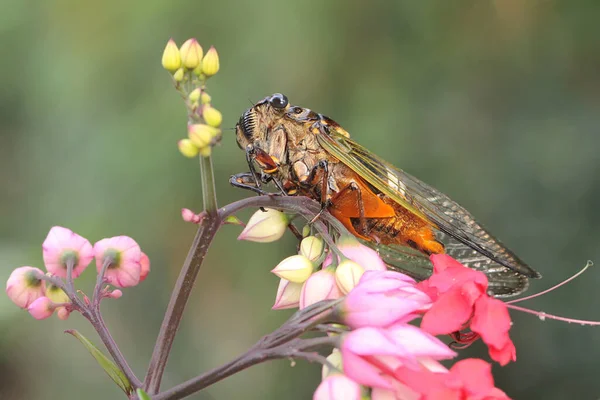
56;307;71;320
178;138;199;158
335;260;365;294
201;46;220;77
299;267;342;309
161;39;181;72
302;225;311;237
45;283;70;304
173;68;185;82
198;146;212;157
200;92;212;104
202;106;222;127
28;297;55;320
188;88;201;103
188;124;215;147
238;208;289;243
300;236;324;264
321;349;343;379
179;38;203;69
271;255;314;283
272;278;303;310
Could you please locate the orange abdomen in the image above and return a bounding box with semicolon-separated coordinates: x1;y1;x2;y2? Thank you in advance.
328;174;444;255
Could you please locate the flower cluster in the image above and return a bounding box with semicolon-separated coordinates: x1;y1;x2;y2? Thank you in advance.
162;38;222;158
323;266;512;399
6;226;149;320
238;208;516;399
238;209;389;310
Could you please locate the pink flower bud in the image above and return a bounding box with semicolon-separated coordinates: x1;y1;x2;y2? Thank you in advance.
313;375;362;400
299;267;342;309
139;252;150;282
94;236;142;288
335;260;364;294
181;208;204;224
272;279;302;310
42;226;93;278
56;307;71;320
237;208;289;243
108;289;123;299
271;255;313;283
325;236;387;271
6;266;46;308
28;296;55;320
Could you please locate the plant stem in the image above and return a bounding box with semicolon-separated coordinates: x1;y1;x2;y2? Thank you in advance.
87;309;143;388
143;195;346;395
143;216;220;394
200;154;218;215
152;306;338;400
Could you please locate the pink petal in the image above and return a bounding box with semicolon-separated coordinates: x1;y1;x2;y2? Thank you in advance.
342;347;394;390
343;328;408;357
488;340;517;366
139;252;151;282
448;359;494;396
313;375;362;400
420;285;474;335
387;324;456;360
471;296;512;349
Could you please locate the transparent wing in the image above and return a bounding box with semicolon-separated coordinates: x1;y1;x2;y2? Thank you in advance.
364;238;529;297
316;126;540;295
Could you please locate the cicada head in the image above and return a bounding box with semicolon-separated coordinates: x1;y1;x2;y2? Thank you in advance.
235;93;350;169
235;93;290;150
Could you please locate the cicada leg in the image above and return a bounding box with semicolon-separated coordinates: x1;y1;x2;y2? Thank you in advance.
229;172;272;196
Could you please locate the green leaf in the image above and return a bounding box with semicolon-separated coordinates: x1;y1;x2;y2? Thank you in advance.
65;329;133;394
136;388;152;400
223;215;244;226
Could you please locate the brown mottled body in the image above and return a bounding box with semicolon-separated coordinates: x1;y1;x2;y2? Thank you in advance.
233;93;540;297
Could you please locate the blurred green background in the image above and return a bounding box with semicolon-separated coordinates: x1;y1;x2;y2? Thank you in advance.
1;0;599;399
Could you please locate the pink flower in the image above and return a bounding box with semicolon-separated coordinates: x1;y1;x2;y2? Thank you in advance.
6;266;46;308
395;358;510;400
42;226;93;278
325;236;387;271
341;324;455;390
313;375;362;400
139;252;151;282
340;271;431;328
94;236;142;288
272;279;303;310
300;267;342;309
419;254;516;366
28;296;55;320
471;295;516;366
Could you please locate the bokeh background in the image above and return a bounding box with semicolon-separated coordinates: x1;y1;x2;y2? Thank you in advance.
1;1;599;399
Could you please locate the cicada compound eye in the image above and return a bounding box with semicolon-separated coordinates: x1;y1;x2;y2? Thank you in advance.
269;93;288;110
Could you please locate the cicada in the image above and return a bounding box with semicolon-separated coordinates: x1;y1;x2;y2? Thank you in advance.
232;93;541;297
